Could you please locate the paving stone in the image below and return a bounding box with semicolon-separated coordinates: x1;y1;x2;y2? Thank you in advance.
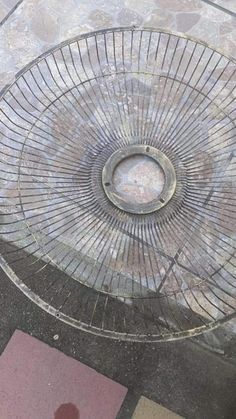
132;396;184;419
2;0;20;7
117;8;143;26
1;0;236;93
176;12;201;32
0;0;19;23
0;330;127;419
211;0;236;14
0;1;9;22
155;0;203;12
30;6;59;44
88;9;113;29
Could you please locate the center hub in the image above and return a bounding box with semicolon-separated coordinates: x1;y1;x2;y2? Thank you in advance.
113;154;165;204
102;145;176;214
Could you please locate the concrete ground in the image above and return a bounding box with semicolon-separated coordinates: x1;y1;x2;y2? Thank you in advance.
1;268;236;419
0;1;236;418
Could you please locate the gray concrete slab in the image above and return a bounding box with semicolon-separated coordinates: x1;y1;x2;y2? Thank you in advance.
0;267;236;419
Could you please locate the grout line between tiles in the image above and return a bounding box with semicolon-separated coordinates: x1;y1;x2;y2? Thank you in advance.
0;0;24;27
201;0;236;18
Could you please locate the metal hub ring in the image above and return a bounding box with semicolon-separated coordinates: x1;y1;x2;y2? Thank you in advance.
102;145;176;214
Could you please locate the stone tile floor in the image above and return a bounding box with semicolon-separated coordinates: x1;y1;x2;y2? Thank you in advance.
210;0;236;14
0;0;21;24
0;0;236;93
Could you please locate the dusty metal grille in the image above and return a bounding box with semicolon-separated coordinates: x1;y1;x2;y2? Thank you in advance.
0;27;236;341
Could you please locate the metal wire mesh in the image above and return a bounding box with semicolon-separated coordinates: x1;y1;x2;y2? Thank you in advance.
0;27;236;341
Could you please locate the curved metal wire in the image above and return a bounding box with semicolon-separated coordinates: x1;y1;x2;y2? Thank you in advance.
0;27;236;341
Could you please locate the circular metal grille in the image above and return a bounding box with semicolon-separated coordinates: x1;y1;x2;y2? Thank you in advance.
1;27;236;341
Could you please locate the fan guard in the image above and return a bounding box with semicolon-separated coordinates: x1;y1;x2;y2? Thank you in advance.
0;27;236;341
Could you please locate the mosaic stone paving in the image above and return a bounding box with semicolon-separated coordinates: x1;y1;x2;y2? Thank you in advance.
0;0;236;93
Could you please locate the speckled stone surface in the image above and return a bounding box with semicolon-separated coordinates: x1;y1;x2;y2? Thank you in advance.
0;0;19;23
212;0;236;14
0;0;236;92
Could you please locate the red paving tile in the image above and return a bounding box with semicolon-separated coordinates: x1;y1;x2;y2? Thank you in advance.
0;330;127;419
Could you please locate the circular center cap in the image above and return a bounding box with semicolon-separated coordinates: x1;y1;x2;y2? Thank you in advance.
113;155;165;204
102;145;176;214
